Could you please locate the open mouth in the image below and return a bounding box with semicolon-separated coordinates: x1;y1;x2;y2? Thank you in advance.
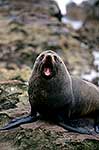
44;67;52;76
42;63;53;78
41;58;54;79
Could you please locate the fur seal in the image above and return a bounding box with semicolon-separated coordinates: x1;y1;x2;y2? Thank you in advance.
0;50;99;134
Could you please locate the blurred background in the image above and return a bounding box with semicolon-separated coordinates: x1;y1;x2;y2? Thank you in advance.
0;0;99;84
0;1;99;149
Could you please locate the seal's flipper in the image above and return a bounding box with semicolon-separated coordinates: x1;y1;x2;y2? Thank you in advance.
0;114;39;131
58;122;93;135
95;125;99;133
94;114;99;133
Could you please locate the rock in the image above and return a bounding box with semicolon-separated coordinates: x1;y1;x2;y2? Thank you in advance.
0;0;99;149
0;79;99;149
0;120;99;150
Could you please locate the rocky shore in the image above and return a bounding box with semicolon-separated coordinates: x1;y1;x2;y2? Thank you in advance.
0;0;99;149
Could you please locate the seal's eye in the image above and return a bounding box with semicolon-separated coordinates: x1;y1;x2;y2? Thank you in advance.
40;54;44;61
54;55;59;62
54;55;62;64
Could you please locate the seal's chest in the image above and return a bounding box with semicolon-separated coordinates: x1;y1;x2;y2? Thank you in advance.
36;103;56;118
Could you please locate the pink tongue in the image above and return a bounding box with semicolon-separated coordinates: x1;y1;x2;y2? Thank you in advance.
44;68;51;76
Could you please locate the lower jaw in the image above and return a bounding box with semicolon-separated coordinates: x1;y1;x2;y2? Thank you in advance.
42;74;53;79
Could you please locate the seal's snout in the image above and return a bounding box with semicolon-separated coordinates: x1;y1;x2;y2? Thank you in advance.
44;54;55;64
45;55;52;61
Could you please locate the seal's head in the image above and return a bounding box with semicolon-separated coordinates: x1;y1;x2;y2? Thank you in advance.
29;50;73;110
33;50;64;79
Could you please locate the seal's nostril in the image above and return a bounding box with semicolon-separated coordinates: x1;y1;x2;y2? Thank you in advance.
45;55;52;61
